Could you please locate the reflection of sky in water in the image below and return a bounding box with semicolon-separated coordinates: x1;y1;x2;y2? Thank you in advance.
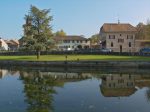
0;69;150;112
54;79;150;112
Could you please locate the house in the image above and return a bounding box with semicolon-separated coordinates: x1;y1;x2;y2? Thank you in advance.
100;23;137;52
5;40;19;51
53;35;90;51
0;38;8;50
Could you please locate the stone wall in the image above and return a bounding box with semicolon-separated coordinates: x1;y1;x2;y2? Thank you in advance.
0;60;149;69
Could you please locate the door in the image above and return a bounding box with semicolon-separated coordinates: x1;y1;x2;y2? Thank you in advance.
120;45;122;53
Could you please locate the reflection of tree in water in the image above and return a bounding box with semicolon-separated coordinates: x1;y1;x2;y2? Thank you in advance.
20;71;64;112
146;88;150;102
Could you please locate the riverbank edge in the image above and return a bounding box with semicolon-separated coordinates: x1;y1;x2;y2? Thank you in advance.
0;60;150;68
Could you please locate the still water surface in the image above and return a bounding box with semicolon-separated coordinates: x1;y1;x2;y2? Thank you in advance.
0;68;150;112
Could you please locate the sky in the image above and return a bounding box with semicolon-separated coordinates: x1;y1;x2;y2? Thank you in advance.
0;0;150;39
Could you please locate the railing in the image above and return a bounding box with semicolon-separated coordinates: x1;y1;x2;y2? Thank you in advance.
0;51;149;56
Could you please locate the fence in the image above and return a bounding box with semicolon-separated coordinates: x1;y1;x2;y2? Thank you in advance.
0;51;149;56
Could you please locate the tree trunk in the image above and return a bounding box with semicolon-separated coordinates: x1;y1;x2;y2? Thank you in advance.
37;51;40;59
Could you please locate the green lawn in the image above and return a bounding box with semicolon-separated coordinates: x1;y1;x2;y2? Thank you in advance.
0;55;149;61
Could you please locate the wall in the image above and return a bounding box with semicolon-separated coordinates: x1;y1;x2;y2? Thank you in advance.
105;32;136;52
0;39;8;50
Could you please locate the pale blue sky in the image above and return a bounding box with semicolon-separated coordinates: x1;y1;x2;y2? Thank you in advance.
0;0;150;39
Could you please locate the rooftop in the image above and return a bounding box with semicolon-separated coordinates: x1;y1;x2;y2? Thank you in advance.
53;35;88;41
101;23;137;33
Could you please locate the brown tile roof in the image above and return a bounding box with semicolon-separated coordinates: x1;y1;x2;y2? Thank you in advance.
5;40;19;45
53;35;87;41
101;23;137;33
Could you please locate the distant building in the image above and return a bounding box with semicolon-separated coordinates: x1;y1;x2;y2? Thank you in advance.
5;40;19;51
135;40;150;52
100;23;137;52
0;38;8;50
54;35;90;51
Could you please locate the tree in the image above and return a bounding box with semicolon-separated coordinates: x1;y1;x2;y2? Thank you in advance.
90;34;100;44
22;5;53;59
54;29;66;36
136;22;150;40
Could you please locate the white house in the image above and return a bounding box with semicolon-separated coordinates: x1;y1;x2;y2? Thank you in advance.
0;38;8;50
54;35;90;51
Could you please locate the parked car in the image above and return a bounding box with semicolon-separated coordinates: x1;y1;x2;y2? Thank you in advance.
139;48;150;55
100;48;112;53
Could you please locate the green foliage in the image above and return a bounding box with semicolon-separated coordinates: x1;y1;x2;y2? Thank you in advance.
20;71;64;112
54;29;66;36
21;5;54;53
90;34;100;44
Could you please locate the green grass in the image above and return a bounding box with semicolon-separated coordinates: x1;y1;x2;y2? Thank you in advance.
0;55;149;61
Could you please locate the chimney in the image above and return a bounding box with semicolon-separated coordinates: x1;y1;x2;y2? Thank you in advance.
118;19;120;24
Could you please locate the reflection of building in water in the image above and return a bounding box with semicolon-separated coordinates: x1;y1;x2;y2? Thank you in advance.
135;75;150;88
0;69;20;79
21;71;92;82
0;69;9;79
100;74;137;97
44;72;92;80
19;71;92;112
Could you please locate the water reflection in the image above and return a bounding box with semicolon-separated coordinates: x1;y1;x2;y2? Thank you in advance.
100;74;150;98
0;68;150;112
20;70;91;112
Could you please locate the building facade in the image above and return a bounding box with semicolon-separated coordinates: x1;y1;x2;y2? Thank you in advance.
5;40;19;51
0;38;8;50
100;23;137;52
54;35;90;51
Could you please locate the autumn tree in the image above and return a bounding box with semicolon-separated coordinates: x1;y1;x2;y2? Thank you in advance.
90;34;100;44
54;29;66;36
136;21;150;40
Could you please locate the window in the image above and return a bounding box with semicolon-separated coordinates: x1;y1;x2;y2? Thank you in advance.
118;39;124;43
109;35;115;39
111;42;113;47
63;40;70;43
127;35;133;39
72;40;74;43
120;34;122;36
129;42;131;47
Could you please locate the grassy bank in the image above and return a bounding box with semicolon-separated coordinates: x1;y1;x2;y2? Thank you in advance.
0;55;149;61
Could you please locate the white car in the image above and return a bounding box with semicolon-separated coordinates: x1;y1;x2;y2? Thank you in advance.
100;48;112;53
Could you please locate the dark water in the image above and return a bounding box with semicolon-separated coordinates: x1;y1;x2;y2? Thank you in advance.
0;67;150;112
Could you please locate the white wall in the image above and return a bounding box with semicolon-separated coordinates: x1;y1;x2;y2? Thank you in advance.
0;39;8;50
